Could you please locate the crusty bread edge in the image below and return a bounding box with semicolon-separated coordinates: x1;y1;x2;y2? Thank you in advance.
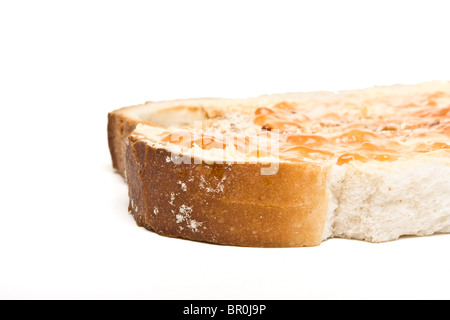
125;134;330;247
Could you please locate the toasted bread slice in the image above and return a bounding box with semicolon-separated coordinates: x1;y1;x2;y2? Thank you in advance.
108;82;450;247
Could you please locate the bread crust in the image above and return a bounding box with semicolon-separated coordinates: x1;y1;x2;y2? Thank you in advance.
126;135;329;247
108;106;151;176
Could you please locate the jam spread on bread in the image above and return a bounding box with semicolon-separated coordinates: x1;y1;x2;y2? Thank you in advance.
158;91;450;165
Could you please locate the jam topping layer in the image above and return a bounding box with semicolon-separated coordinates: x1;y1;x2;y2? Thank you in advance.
157;89;450;165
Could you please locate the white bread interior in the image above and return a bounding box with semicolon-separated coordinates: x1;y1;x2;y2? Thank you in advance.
324;154;450;242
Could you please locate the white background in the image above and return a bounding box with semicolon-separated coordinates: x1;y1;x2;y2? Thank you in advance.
0;0;449;300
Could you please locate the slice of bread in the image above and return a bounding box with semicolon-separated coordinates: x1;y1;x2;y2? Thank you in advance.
108;82;450;247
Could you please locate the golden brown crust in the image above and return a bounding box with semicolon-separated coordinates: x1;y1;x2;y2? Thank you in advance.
126;135;329;247
108;109;142;176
